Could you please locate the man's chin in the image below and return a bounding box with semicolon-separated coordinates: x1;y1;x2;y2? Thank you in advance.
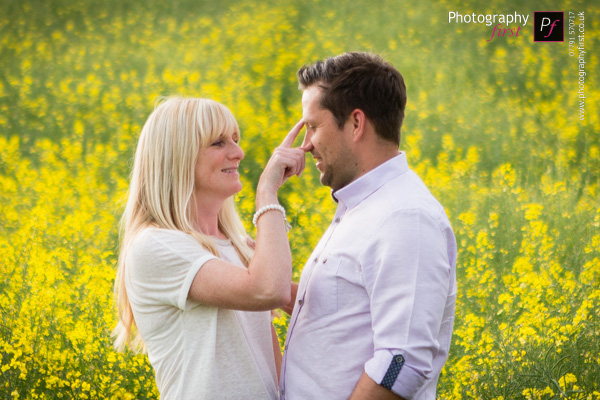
319;173;331;188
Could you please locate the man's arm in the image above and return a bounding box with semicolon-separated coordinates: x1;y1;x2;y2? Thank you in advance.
358;210;455;398
349;372;406;400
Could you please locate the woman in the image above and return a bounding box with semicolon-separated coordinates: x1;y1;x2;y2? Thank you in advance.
113;97;305;399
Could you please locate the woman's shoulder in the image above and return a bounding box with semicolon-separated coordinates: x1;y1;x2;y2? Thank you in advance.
133;226;200;247
130;227;208;263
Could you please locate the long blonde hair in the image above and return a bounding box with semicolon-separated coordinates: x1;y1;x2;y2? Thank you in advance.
113;97;253;352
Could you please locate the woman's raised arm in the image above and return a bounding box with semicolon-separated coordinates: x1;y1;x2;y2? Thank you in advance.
188;121;305;310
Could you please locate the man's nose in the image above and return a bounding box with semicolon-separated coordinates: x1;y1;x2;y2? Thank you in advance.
301;130;313;152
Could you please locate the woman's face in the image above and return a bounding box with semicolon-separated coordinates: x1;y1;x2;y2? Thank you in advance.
194;131;244;202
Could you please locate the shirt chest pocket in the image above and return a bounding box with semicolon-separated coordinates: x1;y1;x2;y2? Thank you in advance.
305;256;342;317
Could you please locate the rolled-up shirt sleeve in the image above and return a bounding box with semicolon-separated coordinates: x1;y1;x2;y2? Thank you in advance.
127;229;218;311
362;209;453;399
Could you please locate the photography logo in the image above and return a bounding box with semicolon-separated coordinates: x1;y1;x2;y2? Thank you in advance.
534;12;564;42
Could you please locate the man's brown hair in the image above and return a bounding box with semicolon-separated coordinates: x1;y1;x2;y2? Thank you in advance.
297;52;407;145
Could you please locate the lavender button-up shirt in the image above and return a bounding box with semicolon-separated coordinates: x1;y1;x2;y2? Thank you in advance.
280;153;457;399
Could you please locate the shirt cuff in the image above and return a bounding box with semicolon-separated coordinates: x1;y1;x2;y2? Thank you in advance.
177;253;217;310
364;350;427;399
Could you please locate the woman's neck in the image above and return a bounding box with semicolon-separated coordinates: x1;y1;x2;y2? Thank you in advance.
192;195;227;239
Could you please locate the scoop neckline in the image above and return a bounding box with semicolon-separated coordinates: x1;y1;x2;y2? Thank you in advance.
213;237;232;246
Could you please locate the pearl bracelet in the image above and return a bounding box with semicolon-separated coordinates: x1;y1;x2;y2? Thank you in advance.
252;204;292;232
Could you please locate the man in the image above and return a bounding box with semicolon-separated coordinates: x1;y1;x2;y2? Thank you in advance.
280;52;457;399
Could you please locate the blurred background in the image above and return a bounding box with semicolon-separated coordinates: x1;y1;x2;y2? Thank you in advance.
0;0;598;398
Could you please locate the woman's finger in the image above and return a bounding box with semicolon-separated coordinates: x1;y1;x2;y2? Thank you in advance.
280;120;305;149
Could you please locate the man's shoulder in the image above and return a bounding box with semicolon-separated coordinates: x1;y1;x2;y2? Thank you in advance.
372;169;443;212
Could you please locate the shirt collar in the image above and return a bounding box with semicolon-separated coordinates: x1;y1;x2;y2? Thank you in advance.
332;152;409;211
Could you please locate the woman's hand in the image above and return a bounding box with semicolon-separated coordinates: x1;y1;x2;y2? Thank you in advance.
257;120;306;197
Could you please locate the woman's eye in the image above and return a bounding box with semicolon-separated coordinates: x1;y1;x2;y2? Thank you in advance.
211;140;224;147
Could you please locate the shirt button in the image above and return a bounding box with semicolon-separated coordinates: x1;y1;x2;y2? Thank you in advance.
313;257;318;263
395;355;405;363
298;299;303;306
322;258;327;263
335;217;340;223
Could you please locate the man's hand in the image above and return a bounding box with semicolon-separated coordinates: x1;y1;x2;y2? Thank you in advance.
349;373;406;400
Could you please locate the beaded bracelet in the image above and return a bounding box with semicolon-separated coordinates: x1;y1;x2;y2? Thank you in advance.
252;204;292;232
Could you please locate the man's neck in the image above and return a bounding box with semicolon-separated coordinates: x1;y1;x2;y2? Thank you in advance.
354;145;400;181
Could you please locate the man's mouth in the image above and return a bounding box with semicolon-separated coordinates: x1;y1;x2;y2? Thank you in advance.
313;158;323;171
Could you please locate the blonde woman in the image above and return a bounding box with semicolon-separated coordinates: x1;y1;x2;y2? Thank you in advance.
113;97;305;399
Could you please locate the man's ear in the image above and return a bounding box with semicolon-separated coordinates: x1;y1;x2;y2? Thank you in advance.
349;109;367;143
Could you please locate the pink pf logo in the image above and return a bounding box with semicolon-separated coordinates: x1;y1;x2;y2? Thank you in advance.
534;11;564;42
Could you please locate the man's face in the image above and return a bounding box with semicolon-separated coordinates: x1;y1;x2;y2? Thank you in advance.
301;86;358;191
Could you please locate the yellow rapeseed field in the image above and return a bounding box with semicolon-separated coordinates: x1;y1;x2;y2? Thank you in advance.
1;0;598;398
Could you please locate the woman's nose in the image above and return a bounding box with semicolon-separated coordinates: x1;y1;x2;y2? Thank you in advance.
230;141;244;160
